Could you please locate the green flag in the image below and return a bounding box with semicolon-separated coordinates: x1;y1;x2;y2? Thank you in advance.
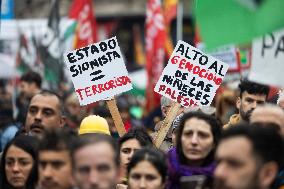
195;0;284;49
39;0;63;88
16;33;32;73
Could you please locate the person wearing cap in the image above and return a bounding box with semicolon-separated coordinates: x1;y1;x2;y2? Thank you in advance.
78;115;111;136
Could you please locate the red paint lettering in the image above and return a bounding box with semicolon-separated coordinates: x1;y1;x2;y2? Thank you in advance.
165;88;172;96
207;73;214;81
171;56;180;64
178;59;186;69
75;89;84;100
158;85;166;92
108;80;115;89
98;84;105;93
185;62;193;72
199;69;207;78
85;87;92;97
193;66;200;74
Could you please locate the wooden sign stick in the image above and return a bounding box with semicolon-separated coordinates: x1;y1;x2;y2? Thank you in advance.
106;98;126;137
154;102;181;148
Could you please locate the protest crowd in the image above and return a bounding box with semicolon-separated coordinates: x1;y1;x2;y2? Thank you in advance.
1;0;284;189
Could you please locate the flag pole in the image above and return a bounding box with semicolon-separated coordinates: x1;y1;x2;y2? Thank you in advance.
176;0;183;41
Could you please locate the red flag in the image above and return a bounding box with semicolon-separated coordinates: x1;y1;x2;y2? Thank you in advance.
163;0;177;59
133;24;145;66
145;0;167;112
69;0;97;49
164;0;177;26
194;26;202;47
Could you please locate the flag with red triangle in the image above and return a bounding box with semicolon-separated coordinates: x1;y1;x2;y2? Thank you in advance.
69;0;97;49
145;0;167;112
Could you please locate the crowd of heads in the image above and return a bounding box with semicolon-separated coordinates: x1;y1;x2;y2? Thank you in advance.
1;73;284;189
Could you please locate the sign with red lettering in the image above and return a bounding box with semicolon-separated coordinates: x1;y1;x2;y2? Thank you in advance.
154;40;229;108
64;37;133;106
249;28;284;87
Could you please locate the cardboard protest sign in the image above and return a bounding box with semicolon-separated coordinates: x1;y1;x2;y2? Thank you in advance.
249;28;284;88
154;40;229;108
64;37;133;106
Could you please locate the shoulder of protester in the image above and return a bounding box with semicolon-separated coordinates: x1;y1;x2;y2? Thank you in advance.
223;114;241;129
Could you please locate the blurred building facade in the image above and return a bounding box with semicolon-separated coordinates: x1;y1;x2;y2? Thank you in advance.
14;0;192;18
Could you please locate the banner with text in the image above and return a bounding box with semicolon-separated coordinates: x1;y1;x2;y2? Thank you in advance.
197;43;240;72
64;37;133;105
249;28;284;87
154;40;229;107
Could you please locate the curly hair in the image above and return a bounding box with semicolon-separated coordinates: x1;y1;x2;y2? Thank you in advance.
238;79;269;98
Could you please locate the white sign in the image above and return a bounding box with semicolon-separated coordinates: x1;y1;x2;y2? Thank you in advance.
249;28;284;87
64;37;133;105
197;43;239;72
209;45;239;72
154;40;229;108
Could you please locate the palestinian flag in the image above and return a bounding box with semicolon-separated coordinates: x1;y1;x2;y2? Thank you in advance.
39;0;64;88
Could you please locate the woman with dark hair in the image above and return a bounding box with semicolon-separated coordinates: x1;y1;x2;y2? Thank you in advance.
0;135;39;189
118;127;153;185
167;111;222;189
127;148;167;189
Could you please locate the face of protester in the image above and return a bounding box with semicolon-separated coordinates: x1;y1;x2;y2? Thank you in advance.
162;103;184;118
38;150;74;189
25;94;64;138
237;92;266;122
181;117;214;165
214;136;277;189
5;145;34;189
128;160;164;189
19;81;36;98
120;139;142;168
250;106;284;137
66;102;82;116
279;98;284;110
73;142;119;189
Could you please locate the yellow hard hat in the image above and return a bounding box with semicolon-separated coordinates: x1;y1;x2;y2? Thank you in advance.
79;115;111;135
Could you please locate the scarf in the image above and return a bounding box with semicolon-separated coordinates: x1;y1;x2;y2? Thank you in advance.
167;147;216;189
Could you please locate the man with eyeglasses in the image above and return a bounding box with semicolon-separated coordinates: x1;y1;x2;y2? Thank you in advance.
71;134;120;189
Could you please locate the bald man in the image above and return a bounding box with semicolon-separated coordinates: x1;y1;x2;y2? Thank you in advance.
250;104;284;137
